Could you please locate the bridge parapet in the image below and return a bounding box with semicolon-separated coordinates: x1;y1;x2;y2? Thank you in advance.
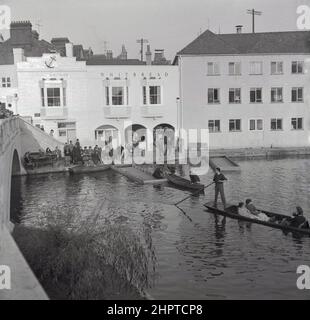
0;117;20;156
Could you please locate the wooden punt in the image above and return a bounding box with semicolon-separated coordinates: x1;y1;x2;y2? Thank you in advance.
204;203;310;236
167;174;205;191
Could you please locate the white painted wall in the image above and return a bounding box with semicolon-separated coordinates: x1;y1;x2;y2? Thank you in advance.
179;54;310;148
16;55;179;147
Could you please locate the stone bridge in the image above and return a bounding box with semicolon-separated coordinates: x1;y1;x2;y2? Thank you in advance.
0;116;64;300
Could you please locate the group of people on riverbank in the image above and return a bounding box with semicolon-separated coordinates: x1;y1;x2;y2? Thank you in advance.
63;140;103;167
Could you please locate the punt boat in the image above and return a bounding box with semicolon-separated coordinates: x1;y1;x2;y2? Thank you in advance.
166;174;205;191
68;164;110;174
204;203;310;236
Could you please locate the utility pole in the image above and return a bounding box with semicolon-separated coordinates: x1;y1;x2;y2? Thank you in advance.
247;8;262;33
136;38;148;62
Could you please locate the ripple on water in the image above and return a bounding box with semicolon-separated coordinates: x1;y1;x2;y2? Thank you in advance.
11;158;310;299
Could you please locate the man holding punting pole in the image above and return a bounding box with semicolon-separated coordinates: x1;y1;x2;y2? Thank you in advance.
213;167;227;209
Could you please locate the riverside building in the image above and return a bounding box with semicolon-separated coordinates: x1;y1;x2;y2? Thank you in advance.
174;27;310;149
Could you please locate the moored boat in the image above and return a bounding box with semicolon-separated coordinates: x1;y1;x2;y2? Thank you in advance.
167;174;205;191
204;203;310;236
68;164;110;174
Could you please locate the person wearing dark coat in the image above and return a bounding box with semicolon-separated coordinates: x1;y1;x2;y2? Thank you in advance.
213;167;227;209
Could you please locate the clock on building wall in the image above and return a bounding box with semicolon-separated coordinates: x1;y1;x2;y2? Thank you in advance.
45;55;57;69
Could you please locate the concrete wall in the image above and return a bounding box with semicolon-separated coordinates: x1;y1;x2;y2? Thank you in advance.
179;54;310;149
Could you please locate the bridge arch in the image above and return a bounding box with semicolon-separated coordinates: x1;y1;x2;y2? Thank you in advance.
10;148;22;224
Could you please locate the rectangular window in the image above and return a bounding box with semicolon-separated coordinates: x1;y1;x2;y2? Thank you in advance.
229;119;241;132
291;117;303;130
207;62;220;76
271;118;283;131
149;86;161;104
250;88;262;103
271;61;283;75
208;120;220;133
105;87;110;105
249;119;263;131
1;77;11;88
112;87;124;105
63;88;67;107
208;88;220;104
41;88;45;107
229;88;241;103
292;61;304;74
57;122;76;139
291;87;303;102
228;62;241;75
142;86;162;105
250;62;263;75
143;86;147;105
47;88;61;106
271;87;283;103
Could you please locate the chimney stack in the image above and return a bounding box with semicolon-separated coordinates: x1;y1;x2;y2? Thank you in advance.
13;48;25;63
154;49;164;63
65;42;73;57
236;25;243;34
10;21;33;47
145;45;152;65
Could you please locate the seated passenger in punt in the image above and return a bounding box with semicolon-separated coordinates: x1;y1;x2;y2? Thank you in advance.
242;199;270;222
281;207;310;229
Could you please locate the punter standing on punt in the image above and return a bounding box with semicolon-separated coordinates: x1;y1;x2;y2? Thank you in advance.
213;167;227;209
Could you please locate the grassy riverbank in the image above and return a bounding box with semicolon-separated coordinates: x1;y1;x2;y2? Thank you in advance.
13;210;154;300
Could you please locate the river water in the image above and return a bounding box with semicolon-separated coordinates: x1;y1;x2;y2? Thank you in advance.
11;158;310;299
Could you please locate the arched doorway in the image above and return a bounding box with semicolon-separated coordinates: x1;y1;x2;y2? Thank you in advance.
124;124;147;146
10;149;22;224
124;124;147;161
95;125;119;146
153;124;175;164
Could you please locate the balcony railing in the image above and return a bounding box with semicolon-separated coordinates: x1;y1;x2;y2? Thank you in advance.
40;107;68;120
103;106;131;119
141;105;164;118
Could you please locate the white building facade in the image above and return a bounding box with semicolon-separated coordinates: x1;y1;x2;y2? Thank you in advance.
176;30;310;149
16;52;179;151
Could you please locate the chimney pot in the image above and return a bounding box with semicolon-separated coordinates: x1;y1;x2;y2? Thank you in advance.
235;25;243;34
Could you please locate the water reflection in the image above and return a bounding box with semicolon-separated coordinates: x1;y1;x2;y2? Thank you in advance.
10;158;310;299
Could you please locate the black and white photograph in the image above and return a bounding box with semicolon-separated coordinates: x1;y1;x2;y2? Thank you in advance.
0;0;309;307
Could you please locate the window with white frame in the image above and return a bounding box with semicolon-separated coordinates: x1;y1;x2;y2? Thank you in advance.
228;62;241;75
47;88;61;106
291;117;303;130
271;61;283;75
270;118;283;131
58;122;76;138
291;87;303;102
208;88;220;104
229;88;241;103
229;119;241;132
271;87;283;103
208;120;220;132
250;88;262;103
292;61;304;74
142;85;162;105
105;86;129;106
250;62;263;75
40;80;66;107
1;77;11;87
249;119;263;131
207;62;220;76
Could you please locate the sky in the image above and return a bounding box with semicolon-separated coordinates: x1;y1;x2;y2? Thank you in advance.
0;0;308;60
